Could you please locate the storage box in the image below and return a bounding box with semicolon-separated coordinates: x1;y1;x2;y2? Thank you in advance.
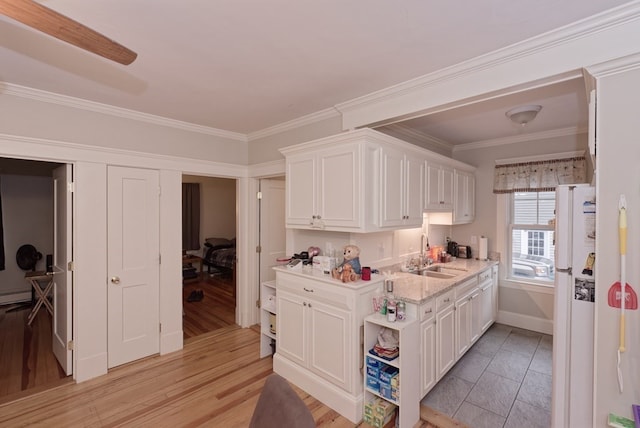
366;375;380;391
374;399;397;419
363;396;377;417
366;355;381;369
378;365;399;384
366;365;379;379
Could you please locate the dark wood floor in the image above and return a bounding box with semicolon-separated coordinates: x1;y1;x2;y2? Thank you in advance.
0;272;237;403
182;272;237;340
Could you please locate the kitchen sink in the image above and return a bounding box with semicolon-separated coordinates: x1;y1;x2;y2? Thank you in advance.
410;265;464;279
416;270;457;279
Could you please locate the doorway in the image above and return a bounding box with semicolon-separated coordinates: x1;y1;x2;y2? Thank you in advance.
0;158;73;401
181;175;238;340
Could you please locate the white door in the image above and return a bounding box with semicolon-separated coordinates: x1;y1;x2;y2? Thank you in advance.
107;166;160;368
52;164;72;375
259;178;285;284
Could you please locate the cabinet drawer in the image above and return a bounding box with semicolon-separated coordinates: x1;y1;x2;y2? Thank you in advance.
436;289;454;312
455;276;478;299
276;272;352;310
478;269;491;284
419;299;435;321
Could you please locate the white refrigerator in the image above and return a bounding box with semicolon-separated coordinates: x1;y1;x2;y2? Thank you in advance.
552;184;596;428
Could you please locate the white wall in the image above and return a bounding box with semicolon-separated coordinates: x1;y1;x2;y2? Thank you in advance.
248;114;343;164
0;91;248;165
0;174;53;301
593;63;640;423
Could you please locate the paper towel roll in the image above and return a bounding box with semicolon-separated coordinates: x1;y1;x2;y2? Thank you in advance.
478;237;488;260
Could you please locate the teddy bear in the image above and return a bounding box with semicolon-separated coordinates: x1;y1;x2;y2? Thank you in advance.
337;263;358;283
331;244;362;282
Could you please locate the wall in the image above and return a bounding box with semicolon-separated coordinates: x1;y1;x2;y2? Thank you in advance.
0;90;248;165
593;63;640;423
452;132;588;333
182;175;237;248
0;174;53;302
248;114;343;164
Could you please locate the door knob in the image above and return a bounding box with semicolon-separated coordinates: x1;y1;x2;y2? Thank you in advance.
111;276;121;284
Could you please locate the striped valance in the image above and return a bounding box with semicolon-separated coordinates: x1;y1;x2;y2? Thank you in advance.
493;156;586;194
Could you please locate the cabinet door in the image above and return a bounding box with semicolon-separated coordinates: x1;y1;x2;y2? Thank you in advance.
492;266;499;320
425;163;442;210
405;155;425;225
276;290;307;367
421;319;436;396
380;146;406;227
426;164;454;210
436;305;456;379
480;281;494;333
286;155;316;226
455;294;472;359
470;288;482;344
454;171;475;224
440;166;454;209
317;144;361;229
308;299;352;391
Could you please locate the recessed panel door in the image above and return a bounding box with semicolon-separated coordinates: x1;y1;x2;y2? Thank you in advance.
107;166;160;368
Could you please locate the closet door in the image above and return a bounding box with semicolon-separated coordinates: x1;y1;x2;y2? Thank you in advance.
107;166;160;368
52;164;73;375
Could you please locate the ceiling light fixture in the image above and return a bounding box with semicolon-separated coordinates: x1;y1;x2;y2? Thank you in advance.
505;105;542;126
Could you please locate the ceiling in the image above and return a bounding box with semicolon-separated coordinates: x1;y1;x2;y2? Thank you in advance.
0;0;632;143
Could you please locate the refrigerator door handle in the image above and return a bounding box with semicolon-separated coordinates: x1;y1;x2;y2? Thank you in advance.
557;267;572;274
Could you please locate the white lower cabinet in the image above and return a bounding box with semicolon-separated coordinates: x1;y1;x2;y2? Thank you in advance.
364;313;420;428
435;290;456;379
454;291;473;359
273;269;381;423
420;300;436;397
480;276;494;333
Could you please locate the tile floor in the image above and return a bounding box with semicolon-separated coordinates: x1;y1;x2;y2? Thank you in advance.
421;323;552;428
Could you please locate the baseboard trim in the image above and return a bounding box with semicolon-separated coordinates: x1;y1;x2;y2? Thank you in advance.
75;352;108;383
497;310;553;335
0;292;31;305
160;330;183;355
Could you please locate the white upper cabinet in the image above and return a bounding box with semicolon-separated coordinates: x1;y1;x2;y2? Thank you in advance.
281;128;474;232
453;169;475;224
379;146;424;228
425;163;454;211
285;142;362;230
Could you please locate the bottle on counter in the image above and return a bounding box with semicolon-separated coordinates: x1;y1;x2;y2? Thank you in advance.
387;299;396;322
396;301;406;321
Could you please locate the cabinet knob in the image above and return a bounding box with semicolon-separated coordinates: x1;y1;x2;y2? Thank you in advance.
303;302;307;306
308;303;312;308
444;298;450;303
303;287;314;293
316;215;321;220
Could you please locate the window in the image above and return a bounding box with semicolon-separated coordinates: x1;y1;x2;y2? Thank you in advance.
509;191;555;283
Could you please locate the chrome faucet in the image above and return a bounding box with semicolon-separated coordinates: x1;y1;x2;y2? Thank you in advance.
421;233;430;266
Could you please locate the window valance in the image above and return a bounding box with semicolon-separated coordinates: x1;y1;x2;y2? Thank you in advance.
493;156;586;194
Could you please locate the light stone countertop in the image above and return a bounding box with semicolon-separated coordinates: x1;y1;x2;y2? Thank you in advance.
377;259;498;305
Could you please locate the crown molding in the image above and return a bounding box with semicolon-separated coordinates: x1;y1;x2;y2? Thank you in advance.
378;123;453;152
335;1;640;115
453;126;588;153
247;107;341;141
0;132;249;177
585;51;640;77
0;82;248;142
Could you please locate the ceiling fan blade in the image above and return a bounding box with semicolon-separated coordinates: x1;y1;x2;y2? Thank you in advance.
0;0;137;65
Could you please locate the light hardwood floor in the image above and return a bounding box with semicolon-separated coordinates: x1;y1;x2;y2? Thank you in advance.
1;275;440;427
182;273;237;340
